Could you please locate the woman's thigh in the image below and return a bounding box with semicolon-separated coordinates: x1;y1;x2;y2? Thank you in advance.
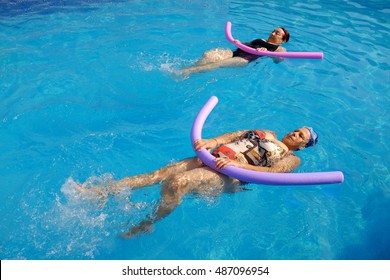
162;166;242;198
196;48;234;65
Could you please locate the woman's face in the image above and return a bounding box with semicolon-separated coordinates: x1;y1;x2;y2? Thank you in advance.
268;28;286;44
282;127;311;150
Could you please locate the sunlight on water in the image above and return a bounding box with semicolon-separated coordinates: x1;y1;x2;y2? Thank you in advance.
0;0;389;260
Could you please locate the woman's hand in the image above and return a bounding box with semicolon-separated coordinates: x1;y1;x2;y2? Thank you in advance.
120;220;153;239
256;47;268;51
214;157;244;169
194;139;218;151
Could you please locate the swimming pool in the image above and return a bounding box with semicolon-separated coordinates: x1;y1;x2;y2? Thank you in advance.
0;0;389;260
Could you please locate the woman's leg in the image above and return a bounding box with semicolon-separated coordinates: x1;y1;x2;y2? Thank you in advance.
180;56;248;75
179;48;236;75
77;157;203;197
193;48;234;66
122;166;242;238
116;157;203;191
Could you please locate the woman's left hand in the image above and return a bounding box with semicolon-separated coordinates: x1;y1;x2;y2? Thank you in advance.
194;139;217;151
214;157;243;169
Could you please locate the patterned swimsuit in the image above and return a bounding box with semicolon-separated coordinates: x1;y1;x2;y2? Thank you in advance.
212;130;287;167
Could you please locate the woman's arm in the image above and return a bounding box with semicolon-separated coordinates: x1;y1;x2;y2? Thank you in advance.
194;130;248;151
213;130;248;145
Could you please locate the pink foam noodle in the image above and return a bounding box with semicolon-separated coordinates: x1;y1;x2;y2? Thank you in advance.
225;21;324;59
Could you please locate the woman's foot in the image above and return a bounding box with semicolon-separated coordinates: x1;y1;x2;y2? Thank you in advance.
75;183;110;207
120;220;154;239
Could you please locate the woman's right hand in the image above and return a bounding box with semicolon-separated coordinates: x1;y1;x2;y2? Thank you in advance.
194;139;218;151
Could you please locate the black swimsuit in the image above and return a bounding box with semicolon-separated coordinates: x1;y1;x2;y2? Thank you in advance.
232;39;279;62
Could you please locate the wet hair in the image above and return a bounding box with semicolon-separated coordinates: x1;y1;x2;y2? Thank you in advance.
280;27;290;43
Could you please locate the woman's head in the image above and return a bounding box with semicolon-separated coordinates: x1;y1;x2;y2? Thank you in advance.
268;27;290;44
282;127;318;151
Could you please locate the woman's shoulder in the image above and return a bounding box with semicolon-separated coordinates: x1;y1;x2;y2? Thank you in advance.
270;151;301;172
262;129;277;138
284;152;301;164
280;152;301;172
276;45;287;52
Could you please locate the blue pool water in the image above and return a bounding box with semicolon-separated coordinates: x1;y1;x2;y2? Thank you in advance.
0;0;389;260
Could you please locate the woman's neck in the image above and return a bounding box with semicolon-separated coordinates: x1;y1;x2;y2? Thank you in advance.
267;39;279;45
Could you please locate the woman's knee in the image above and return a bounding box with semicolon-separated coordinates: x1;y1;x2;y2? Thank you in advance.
161;173;190;197
200;48;233;63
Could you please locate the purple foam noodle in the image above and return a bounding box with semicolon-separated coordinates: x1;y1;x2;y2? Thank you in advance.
225;21;324;59
191;96;344;185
